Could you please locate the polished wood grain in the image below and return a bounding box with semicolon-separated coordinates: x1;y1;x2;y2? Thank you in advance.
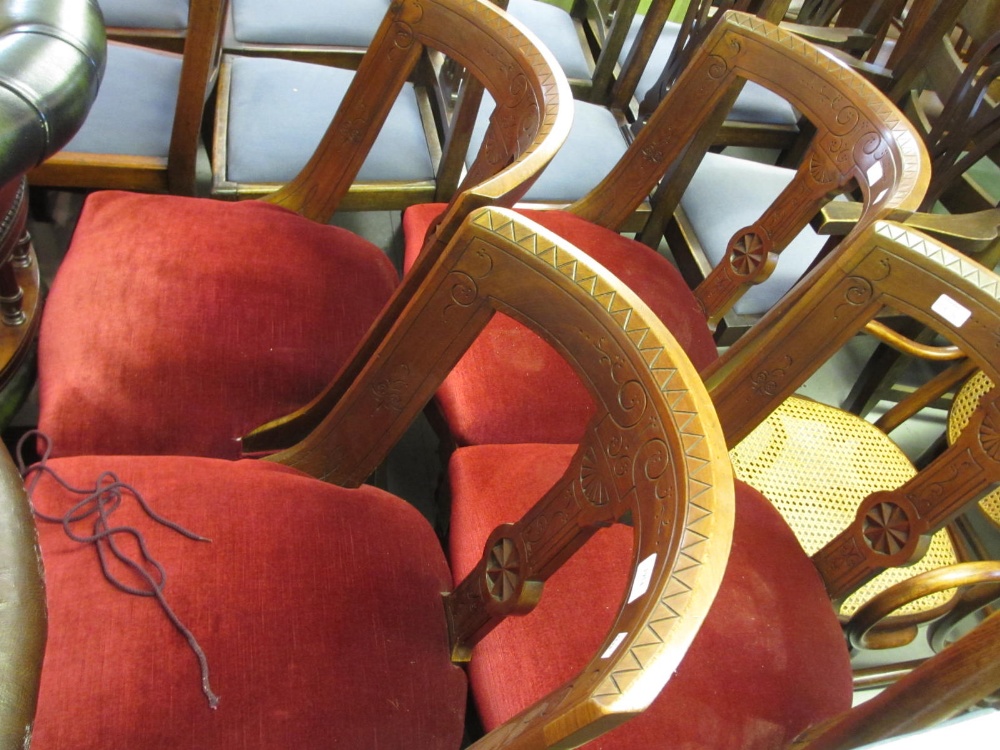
270;206;735;749
243;0;571;452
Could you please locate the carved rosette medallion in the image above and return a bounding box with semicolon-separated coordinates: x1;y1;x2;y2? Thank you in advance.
808;152;838;186
978;402;1000;464
862;501;911;556
486;537;522;603
580;445;612;507
728;230;770;277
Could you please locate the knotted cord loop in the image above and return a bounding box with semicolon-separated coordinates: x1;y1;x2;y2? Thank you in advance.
16;431;220;708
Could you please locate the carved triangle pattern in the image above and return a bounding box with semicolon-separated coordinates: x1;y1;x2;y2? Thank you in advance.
472;209;719;703
727;12;923;200
446;0;563;159
875;222;1000;303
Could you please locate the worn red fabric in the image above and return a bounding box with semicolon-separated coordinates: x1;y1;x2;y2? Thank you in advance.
403;204;717;445
30;455;465;749
448;443;853;748
38;192;399;458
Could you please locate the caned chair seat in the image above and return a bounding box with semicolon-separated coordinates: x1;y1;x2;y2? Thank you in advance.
948;371;1000;530
731;396;961;618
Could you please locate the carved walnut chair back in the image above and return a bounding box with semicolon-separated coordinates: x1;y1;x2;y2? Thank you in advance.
15;207;734;748
583;11;928;329
33;0;570;461
705;220;1000;644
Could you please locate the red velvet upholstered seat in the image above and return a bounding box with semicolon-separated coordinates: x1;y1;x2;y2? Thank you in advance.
38;192;398;459
28;454;465;749
402;204;717;445
447;443;853;748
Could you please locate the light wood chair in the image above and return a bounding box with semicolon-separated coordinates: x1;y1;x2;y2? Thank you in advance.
28;0;224;195
34;0;571;460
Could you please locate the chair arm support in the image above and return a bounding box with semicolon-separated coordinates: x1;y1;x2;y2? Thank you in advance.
815;203;1000;258
0;441;44;750
791;607;1000;749
779;22;874;54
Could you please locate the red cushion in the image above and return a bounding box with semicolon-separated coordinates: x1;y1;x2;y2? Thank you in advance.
29;455;465;749
447;443;853;748
38;192;399;459
403;204;717;445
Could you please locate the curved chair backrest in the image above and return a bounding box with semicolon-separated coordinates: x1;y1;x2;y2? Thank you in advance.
706;219;1000;610
572;10;927;326
243;0;571;453
0;1;104;744
268;206;735;746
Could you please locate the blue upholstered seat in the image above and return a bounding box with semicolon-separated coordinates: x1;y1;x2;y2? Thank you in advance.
506;0;592;81
468;94;628;204
97;0;189;29
230;0;389;46
63;43;183;158
222;56;435;185
679;151;829;316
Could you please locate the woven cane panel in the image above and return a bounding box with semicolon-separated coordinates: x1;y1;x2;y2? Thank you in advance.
948;371;1000;529
732;396;958;616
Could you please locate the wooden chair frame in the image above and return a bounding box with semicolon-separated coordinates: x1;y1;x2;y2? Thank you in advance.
27;0;224;195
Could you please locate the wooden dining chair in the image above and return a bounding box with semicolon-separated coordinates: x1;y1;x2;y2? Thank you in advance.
394;9;927;450
210;0;623;205
8;207;999;749
11;205;736;750
440;215;1000;749
34;0;571;460
0;0;104;422
27;0;222;196
820;27;1000;419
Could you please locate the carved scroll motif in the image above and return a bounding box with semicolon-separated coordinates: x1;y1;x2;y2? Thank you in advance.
750;355;793;397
